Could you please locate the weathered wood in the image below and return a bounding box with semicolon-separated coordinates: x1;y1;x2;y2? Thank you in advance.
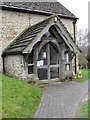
50;26;61;40
10;42;29;48
22;20;55;53
50;64;60;68
33;44;38;75
38;40;50;54
56;21;79;53
64;62;70;65
22;34;37;40
3;15;80;56
37;41;61;80
38;38;61;55
70;60;72;72
50;27;64;44
51;39;61;52
5;46;25;54
47;43;50;80
23;16;79;54
54;26;73;52
23;29;42;38
59;44;66;78
37;66;48;69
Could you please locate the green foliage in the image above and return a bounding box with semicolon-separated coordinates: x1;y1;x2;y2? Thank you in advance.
89;100;90;119
79;101;88;118
2;74;43;118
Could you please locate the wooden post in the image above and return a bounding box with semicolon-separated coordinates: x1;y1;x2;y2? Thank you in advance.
47;43;50;81
69;51;73;72
33;44;38;76
73;20;77;73
60;44;66;80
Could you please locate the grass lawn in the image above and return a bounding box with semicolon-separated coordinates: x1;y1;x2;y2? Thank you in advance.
2;74;43;118
74;69;90;82
79;100;90;118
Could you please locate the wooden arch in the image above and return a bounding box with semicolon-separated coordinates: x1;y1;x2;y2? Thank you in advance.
23;15;80;55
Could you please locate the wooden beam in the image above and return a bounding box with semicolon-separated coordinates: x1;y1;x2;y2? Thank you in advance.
33;44;38;75
54;26;73;52
22;16;79;55
56;21;79;53
50;64;60;68
22;20;55;54
38;40;50;54
37;66;48;69
50;27;64;44
47;43;50;80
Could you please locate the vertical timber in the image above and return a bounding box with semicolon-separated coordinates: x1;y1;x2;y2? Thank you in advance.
73;20;77;73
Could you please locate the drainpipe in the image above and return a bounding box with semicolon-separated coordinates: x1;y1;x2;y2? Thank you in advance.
73;20;77;74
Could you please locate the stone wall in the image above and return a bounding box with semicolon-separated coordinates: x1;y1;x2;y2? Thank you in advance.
0;9;78;73
30;13;48;26
1;10;48;50
61;18;74;38
1;10;29;50
1;10;75;51
4;55;26;80
0;10;48;72
0;10;2;71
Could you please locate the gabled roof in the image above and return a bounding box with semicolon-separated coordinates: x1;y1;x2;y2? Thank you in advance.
2;15;80;56
0;2;77;19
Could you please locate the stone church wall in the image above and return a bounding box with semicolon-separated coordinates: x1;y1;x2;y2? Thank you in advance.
4;55;26;80
0;10;48;72
0;9;78;73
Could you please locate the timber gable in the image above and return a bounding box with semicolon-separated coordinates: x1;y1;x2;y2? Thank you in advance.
2;15;80;56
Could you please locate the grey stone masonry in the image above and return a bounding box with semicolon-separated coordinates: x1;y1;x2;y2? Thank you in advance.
0;9;76;72
4;55;26;80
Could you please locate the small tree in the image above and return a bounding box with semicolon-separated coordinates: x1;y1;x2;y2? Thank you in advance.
77;29;88;65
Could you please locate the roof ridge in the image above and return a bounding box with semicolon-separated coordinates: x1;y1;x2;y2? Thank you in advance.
2;14;80;55
1;2;77;19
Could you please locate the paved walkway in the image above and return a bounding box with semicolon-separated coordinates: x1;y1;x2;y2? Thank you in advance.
89;80;90;100
34;81;88;118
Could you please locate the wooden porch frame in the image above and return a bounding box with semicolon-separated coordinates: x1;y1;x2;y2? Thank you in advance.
22;16;78;81
36;42;60;81
22;16;79;55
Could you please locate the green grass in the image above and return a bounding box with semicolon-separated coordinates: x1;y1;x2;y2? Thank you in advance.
2;74;43;118
74;69;90;82
89;100;90;119
79;100;90;118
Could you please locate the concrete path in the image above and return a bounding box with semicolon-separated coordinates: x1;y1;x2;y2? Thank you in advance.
34;81;88;118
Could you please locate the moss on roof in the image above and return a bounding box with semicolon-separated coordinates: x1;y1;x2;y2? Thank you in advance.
2;14;80;56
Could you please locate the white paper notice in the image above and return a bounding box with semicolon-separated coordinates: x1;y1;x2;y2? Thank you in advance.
37;60;44;66
43;52;46;58
37;61;40;66
40;60;43;66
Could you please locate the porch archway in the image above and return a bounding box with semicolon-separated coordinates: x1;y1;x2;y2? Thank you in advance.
37;42;60;80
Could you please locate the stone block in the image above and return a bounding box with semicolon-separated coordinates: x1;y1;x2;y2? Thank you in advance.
26;74;39;85
60;71;73;81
